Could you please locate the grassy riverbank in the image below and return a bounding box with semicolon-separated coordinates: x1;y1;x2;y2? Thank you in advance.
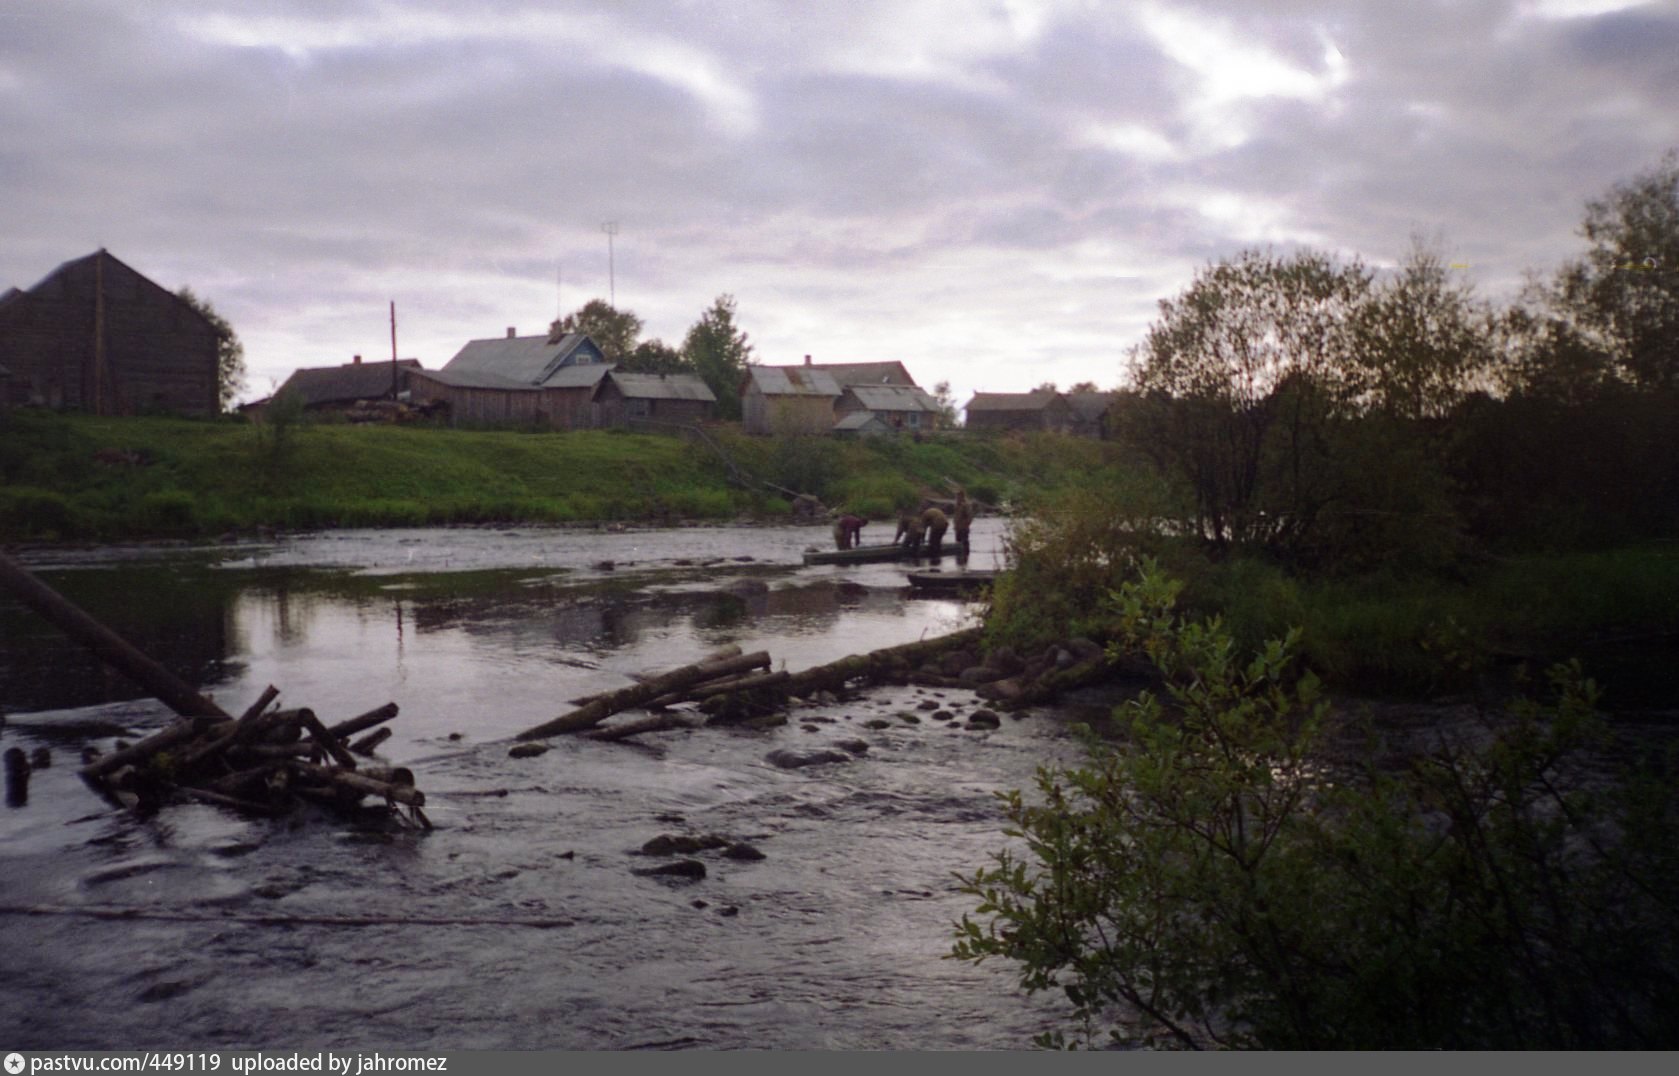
0;411;1120;541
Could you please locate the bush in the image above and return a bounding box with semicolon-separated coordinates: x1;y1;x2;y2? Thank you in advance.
954;562;1679;1048
0;486;84;539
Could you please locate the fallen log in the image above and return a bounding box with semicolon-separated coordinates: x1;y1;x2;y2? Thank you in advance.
292;762;425;807
515;650;772;740
585;714;693;743
79;717;213;780
349;727;393;756
298;709;359;770
571;645;746;705
326;702;401;741
779;627;984;699
646;669;790;709
0;551;228;720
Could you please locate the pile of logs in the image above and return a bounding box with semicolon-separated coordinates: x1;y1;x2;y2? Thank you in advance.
0;551;426;825
78;694;426;825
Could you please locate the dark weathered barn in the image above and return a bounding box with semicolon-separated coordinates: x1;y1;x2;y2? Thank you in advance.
595;370;716;427
0;250;220;415
272;357;423;412
406;330;609;428
1065;390;1118;439
964;391;1075;433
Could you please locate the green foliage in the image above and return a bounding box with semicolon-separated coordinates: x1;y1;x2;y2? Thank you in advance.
955;563;1679;1048
176;286;245;412
550;299;644;363
683;294;753;421
0;486;83;539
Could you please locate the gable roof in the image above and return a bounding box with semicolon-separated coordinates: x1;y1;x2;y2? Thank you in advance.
809;361;915;387
275;359;422;408
1;250;214;332
746;365;842;397
843;383;941;413
965;391;1064;413
439;332;603;388
606;370;716;402
414;362;610;392
834;411;892;432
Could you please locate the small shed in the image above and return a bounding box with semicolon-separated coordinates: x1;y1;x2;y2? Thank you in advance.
595;370;716;427
832;411;893;438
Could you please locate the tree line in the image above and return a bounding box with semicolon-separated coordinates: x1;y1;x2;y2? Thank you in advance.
1117;152;1679;566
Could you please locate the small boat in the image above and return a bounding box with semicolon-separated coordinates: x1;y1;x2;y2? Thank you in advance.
802;542;920;566
906;569;999;594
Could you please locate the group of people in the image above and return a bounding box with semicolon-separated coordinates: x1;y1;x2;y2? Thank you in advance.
832;489;974;559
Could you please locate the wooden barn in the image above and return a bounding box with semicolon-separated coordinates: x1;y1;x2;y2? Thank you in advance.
835;383;942;433
594;370;716;427
271;357;423;413
964;391;1075;433
0;250;220;415
407;330;609;428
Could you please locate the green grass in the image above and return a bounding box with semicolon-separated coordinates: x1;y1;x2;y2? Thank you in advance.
0;412;1119;541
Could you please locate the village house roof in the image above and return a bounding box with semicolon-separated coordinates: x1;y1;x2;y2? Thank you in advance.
606;370;716;402
415;362;611;392
833;411;892;433
965;391;1063;412
275;358;422;408
808;360;915;386
745;365;843;397
439;331;604;388
843;383;941;413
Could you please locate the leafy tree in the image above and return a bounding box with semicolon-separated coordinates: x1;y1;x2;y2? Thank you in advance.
682;294;753;421
955;562;1679;1049
549;298;643;362
1551;151;1679;391
931;380;959;426
176;287;245;412
618;339;690;375
1032;380;1059;394
1126;249;1369;553
1065;380;1101;394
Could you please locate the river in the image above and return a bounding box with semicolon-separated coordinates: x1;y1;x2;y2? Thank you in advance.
0;518;1090;1050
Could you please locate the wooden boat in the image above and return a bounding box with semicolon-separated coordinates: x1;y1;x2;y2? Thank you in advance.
802;542;920;565
906;569;999;594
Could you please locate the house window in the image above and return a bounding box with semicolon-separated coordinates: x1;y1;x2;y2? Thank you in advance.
906;412;920;428
628;398;650;418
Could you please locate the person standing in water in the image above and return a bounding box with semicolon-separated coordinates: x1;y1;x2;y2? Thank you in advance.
953;490;973;556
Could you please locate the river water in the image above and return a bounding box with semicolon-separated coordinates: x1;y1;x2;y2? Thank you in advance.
0;519;1091;1049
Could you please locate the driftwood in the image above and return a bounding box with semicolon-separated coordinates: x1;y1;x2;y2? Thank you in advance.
0;551;420;823
585;714;694;743
571;646;745;705
515;650;772;740
349;727;393;756
647;669;790;709
0;551;229;720
779;627;985;699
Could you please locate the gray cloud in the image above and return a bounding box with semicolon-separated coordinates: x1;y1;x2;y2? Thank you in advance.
1;0;1674;405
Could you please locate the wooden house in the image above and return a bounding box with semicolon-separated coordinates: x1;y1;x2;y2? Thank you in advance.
271;357;423;413
594;370;716;427
741;356;933;435
0;250;220;415
741;364;843;436
407;330;609;428
964;391;1075;433
835;383;942;432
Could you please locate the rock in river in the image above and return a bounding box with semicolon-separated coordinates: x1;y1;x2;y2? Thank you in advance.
765;747;854;769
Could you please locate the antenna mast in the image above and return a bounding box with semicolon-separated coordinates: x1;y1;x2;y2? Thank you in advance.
601;221;619;307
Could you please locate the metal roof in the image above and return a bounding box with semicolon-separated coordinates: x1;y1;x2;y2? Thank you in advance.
746;365;842;397
440;332;602;387
1065;391;1117;420
808;361;914;387
608;371;717;402
413;363;609;391
844;384;940;413
833;411;890;431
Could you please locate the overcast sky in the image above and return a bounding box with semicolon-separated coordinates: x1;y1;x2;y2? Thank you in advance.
2;1;1676;408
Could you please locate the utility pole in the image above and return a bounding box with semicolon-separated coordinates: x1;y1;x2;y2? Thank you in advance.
389;300;399;399
601;221;619;307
